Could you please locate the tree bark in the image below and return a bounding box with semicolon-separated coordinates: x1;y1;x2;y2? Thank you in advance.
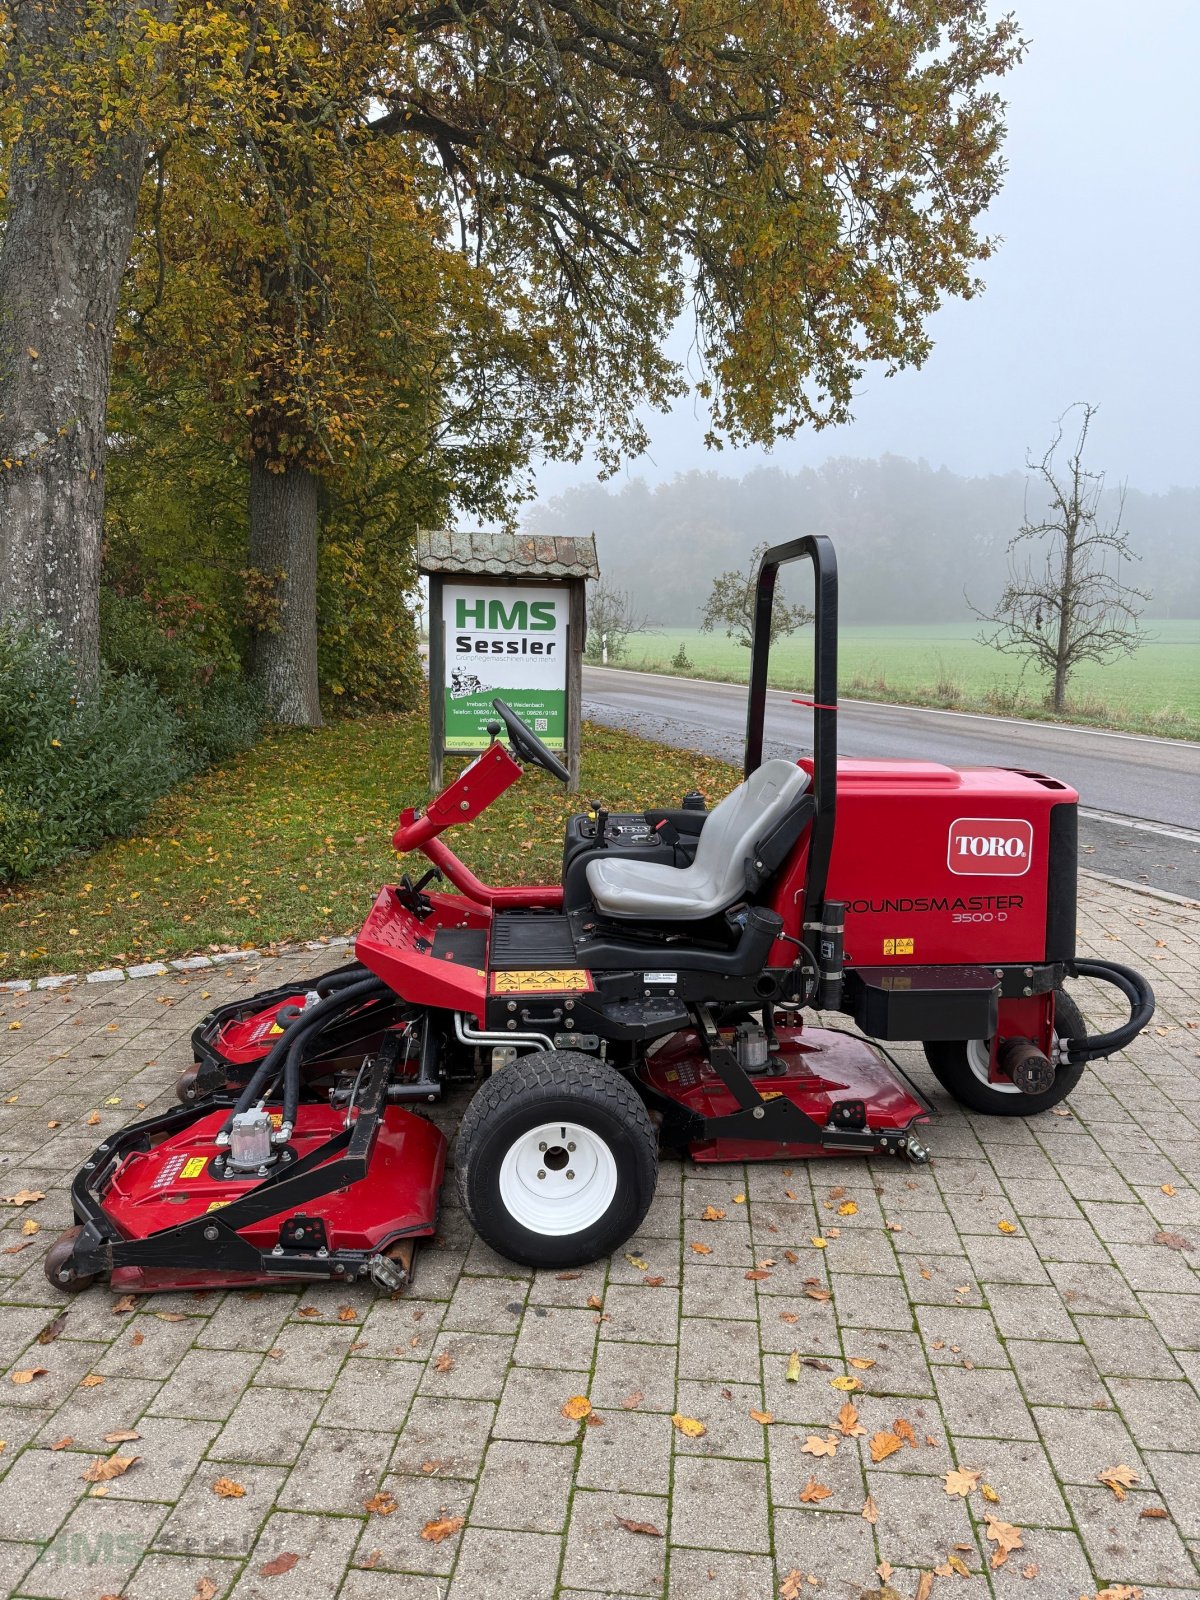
0;4;156;683
248;452;324;726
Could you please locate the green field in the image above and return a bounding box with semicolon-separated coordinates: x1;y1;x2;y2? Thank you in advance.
612;621;1200;736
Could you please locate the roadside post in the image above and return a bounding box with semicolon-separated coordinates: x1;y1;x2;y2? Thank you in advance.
418;530;598;794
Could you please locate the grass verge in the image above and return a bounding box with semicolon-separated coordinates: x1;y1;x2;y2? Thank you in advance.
0;714;739;980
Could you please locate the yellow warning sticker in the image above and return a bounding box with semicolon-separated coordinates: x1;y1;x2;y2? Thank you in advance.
205;1200;230;1212
267;1022;285;1036
490;968;593;995
181;1156;207;1179
882;937;914;956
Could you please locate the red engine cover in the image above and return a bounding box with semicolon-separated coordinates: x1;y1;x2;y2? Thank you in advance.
101;1103;446;1290
209;995;307;1065
642;1025;926;1161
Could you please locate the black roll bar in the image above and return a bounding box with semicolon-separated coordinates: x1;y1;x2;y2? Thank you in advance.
744;535;838;936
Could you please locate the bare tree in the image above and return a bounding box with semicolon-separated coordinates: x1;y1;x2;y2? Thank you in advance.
585;583;651;664
701;542;813;649
973;404;1150;712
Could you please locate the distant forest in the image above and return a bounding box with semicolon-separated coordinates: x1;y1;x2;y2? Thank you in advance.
525;458;1200;625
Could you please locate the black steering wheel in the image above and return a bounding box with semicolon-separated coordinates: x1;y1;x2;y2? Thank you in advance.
491;698;570;785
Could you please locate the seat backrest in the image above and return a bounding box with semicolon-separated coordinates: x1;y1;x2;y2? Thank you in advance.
691;759;810;907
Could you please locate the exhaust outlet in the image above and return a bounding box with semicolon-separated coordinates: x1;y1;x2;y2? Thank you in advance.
997;1036;1055;1096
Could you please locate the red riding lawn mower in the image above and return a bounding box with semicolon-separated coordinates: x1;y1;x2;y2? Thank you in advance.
47;537;1156;1295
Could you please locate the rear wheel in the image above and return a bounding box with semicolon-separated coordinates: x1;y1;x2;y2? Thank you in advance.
44;1226;97;1294
923;989;1087;1117
455;1051;658;1268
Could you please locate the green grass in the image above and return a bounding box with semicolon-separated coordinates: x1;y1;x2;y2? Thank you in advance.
0;713;739;980
611;620;1200;737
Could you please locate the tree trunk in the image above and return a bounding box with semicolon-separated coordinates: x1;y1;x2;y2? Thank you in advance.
1052;529;1077;712
0;147;146;684
248;453;324;726
0;2;159;683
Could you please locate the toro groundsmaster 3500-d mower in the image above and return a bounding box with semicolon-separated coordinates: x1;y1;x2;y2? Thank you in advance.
47;536;1156;1295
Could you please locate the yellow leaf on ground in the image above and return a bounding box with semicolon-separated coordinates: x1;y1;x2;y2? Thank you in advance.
363;1492;396;1515
997;1219;1017;1233
847;1357;875;1370
785;1351;803;1382
733;1194;746;1204
690;1242;713;1255
1161;1184;1177;1196
870;1432;903;1463
798;1477;832;1503
561;1395;592;1421
1097;1464;1139;1499
944;1467;982;1496
837;1201;858;1215
21;1220;39;1236
749;1409;774;1425
671;1413;706;1439
801;1434;838;1458
420;1515;464;1544
624;1253;648;1271
212;1477;246;1498
830;1375;862;1393
915;1573;934;1600
701;1205;725;1221
81;1454;138;1483
982;1483;1001;1503
810;1236;828;1248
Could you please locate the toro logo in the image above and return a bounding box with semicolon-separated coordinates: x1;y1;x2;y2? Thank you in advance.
947;817;1033;877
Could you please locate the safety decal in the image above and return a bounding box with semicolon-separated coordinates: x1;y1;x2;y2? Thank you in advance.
181;1156;207;1179
205;1200;231;1212
490;969;594;994
882;937;914;956
267;1022;286;1036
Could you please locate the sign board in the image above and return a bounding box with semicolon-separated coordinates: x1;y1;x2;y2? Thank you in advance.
442;582;569;752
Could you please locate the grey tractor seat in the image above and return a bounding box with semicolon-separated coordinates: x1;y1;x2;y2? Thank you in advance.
585;759;811;922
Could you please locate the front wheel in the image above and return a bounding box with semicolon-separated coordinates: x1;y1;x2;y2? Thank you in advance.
455;1051;658;1268
923;990;1087;1117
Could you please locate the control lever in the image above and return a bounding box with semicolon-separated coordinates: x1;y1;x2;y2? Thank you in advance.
593;807;609;846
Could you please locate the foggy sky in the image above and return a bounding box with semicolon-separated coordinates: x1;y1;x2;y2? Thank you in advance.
531;0;1200;502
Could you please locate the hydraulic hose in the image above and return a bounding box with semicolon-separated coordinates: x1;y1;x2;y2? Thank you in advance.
1061;960;1156;1063
220;976;388;1134
313;963;369;995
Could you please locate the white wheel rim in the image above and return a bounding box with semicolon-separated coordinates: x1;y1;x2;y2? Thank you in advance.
966;1035;1062;1095
498;1120;618;1237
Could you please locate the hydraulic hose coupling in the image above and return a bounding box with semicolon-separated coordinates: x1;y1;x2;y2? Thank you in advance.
228;1109;275;1172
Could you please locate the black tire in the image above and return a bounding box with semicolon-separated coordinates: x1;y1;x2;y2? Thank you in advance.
44;1226;98;1294
455;1050;658;1268
923;989;1087;1117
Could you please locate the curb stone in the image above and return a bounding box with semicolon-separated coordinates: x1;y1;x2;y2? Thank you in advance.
0;936;355;992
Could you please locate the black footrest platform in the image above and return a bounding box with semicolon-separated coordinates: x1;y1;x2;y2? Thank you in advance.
490;912;578;970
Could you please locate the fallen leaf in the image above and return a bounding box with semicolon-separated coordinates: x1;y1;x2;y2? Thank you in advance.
259;1551;300;1575
1139;1506;1169;1519
36;1315;67;1344
984;1515;1024;1568
944;1467;982;1497
830;1375;862;1392
837;1201;858;1216
420;1516;463;1544
997;1219;1017;1234
876;1560;894;1582
297;1306;320;1318
80;1374;105;1388
779;1572;804;1600
1;1189;44;1207
861;1494;879;1524
870;1431;903;1463
433;1351;454;1373
1153;1230;1193;1251
745;1269;772;1281
21;1218;39;1236
625;1252;649;1271
892;1418;918;1448
785;1351;803;1382
555;1270;580;1280
1161;1184;1177;1196
981;1483;1000;1503
561;1395;592;1420
644;1275;665;1287
11;1367;48;1385
783;1249;800;1264
690;1242;713;1255
801;1434;838;1458
915;1573;934;1600
104;1430;141;1443
701;1205;725;1221
86;1111;101;1126
213;1477;246;1498
1097;1464;1138;1500
733;1193;745;1204
834;1401;866;1437
1095;1588;1146;1600
810;1236;828;1249
1020;1564;1039;1579
798;1477;832;1503
750;1409;774;1425
944;1552;972;1577
587;1294;603;1309
130;1332;145;1347
671;1413;706;1439
194;1580;219;1600
336;1306;357;1322
847;1357;875;1370
157;1312;187;1323
112;1295;139;1315
363;1492;396;1515
50;1436;73;1450
615;1515;663;1537
620;1390;644;1410
81;1453;138;1482
804;1286;832;1302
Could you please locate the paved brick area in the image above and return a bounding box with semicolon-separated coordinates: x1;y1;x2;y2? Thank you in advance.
0;876;1197;1600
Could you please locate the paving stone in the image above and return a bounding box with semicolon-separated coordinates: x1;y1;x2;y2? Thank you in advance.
123;1551;241;1600
1107;1374;1200;1451
670;1457;769;1553
154;1463;288;1556
89;1415;220;1504
209;1388;322;1465
512;1304;600;1371
340;1571;448;1600
1076;1314;1187;1379
93;1315;202;1379
390;1396;496;1480
599;1283;681;1345
678;1315;762;1382
1033;1403;1150;1482
866;1465;976;1568
417;1330;514;1401
350;1474;470;1576
1067;1484;1199;1589
948;1435;1071;1526
1143;1450;1200;1539
847;1393;953;1476
228;1508;359;1600
914;1304;1008;1368
672;1381;768;1464
757;1296;842;1358
1138;1292;1200;1350
963;1236;1051;1285
0;1539;38;1597
578;1406;674;1490
933;1364;1037;1441
493;1364;594;1442
590;1340;678;1414
21;1494;165;1600
1047;1258;1144;1316
443;1273;528;1333
317;1353;420;1430
470;1438;576;1532
762;1354;851;1427
665;1547;775;1600
897;1253;983;1307
449;1526;565;1600
826;1272;914;1331
275;1425;391;1513
148;1349;261;1421
769;1422;867;1512
986;1526;1095;1599
248;1318;358;1390
681;1263;760;1320
0;1446;90;1540
771;1507;880;1600
1006;1336;1109;1407
983;1280;1078;1341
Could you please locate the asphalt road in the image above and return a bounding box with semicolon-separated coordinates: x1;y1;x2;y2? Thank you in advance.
582;664;1200;899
